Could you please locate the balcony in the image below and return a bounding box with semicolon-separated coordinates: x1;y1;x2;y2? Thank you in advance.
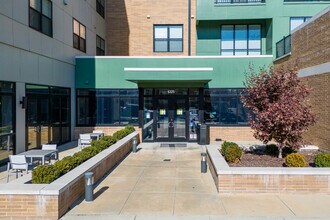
215;0;265;4
276;35;291;59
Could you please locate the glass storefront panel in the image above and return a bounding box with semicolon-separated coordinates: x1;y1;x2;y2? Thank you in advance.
189;97;199;140
96;97;120;125
27;85;71;149
143;97;154;141
0;81;15;164
77;89;138;126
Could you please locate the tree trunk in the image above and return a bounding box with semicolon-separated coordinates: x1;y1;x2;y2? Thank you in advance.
278;145;283;158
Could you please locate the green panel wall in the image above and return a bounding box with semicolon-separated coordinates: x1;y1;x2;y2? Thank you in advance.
196;1;329;57
76;56;273;89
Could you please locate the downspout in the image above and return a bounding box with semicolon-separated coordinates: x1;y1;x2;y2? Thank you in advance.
188;0;191;56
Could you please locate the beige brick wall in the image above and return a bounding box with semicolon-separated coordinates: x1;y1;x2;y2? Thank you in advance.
210;127;256;142
218;174;330;194
300;73;330;150
274;11;330;150
106;0;196;56
0;195;58;219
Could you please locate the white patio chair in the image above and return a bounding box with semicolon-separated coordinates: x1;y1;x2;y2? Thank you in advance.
92;130;104;134
78;134;92;150
7;155;29;183
42;144;58;163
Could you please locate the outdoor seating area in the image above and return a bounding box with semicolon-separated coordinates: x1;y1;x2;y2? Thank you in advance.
78;130;104;150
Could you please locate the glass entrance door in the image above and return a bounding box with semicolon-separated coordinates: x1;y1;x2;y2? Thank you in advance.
156;97;187;141
26;95;50;150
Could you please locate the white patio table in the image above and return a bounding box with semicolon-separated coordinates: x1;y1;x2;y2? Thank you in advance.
19;149;58;165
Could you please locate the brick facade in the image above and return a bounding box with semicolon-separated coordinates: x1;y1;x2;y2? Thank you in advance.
106;0;196;56
210;127;256;142
275;9;330;150
274;11;329;70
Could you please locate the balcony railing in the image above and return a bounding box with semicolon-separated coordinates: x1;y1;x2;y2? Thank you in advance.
215;0;265;4
276;35;291;58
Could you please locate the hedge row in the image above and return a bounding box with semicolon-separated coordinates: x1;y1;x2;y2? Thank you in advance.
32;126;135;184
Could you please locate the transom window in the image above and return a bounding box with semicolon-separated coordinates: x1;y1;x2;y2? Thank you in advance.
290;17;311;32
73;19;86;53
96;35;105;55
221;24;261;56
96;0;105;18
29;0;53;37
154;25;183;52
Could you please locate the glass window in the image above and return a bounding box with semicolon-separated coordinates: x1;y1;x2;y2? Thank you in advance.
0;81;15;164
204;89;249;126
29;0;52;37
96;0;105;18
73;19;86;52
76;89;139;126
221;24;261;56
154;25;183;52
290;17;311;32
96;35;105;55
120;98;138;125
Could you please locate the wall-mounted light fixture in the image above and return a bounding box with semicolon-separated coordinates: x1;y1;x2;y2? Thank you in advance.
147;15;151;19
20;96;27;109
63;0;68;5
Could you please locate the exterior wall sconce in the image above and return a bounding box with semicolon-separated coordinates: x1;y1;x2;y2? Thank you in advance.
147;15;151;19
20;96;27;109
63;0;68;5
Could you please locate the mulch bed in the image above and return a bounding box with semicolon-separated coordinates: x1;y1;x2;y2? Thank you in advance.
229;150;320;167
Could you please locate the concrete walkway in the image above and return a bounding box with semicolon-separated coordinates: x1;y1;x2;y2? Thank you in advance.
61;143;330;220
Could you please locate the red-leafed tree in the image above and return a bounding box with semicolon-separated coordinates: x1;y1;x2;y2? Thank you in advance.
241;66;316;158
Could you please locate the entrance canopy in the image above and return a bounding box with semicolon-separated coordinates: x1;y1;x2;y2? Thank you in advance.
124;67;213;87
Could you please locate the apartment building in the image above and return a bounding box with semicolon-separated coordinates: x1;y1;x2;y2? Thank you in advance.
0;0;105;163
75;0;329;143
0;0;329;163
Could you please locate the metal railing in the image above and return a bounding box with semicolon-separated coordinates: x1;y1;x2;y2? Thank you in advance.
276;35;291;58
215;0;265;4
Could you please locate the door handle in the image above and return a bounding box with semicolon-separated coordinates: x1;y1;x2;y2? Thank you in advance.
168;121;174;128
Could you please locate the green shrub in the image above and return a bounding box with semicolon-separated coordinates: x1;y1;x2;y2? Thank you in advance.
282;146;297;156
221;141;239;156
285;153;306;167
314;153;330;167
32;126;135;184
265;144;278;155
32;165;61;184
224;145;243;163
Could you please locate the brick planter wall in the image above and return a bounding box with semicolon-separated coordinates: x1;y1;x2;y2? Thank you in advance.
207;146;330;194
0;132;140;219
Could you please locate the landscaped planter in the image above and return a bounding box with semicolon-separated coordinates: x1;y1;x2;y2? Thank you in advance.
0;132;139;219
207;146;330;194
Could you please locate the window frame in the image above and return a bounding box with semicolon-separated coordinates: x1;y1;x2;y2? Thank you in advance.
29;0;53;37
289;17;311;33
73;18;86;53
153;25;184;53
96;35;105;55
220;24;262;56
96;0;105;18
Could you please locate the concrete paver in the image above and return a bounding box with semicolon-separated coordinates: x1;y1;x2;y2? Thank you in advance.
62;143;330;220
221;194;295;217
121;192;175;215
278;195;330;217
